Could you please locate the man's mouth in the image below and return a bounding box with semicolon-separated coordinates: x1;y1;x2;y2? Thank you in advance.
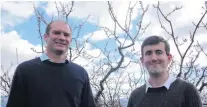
150;63;161;67
150;63;159;65
55;42;66;46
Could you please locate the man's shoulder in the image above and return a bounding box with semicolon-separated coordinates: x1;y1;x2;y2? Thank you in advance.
16;57;41;72
171;78;197;92
68;62;88;73
14;57;41;75
177;78;197;90
69;62;84;69
174;78;194;86
18;57;41;67
130;84;146;97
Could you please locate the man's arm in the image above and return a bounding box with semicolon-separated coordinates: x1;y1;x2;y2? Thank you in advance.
184;82;203;107
6;65;28;107
80;71;96;107
127;93;134;107
127;85;146;107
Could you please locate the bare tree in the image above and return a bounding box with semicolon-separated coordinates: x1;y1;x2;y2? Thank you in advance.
1;1;207;107
154;1;207;95
1;64;12;95
93;1;150;104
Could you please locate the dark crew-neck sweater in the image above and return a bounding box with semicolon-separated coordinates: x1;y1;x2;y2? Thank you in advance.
6;57;95;107
127;78;203;107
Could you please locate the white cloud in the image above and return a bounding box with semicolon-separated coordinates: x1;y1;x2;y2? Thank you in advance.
97;1;140;34
86;48;101;57
83;30;110;41
166;32;207;67
1;1;40;29
117;38;130;46
116;39;142;55
70;41;106;67
2;1;38;18
72;56;90;67
136;1;207;68
140;1;206;38
85;42;92;50
44;1;140;34
1;31;42;74
175;1;205;27
43;1;207;75
44;1;107;24
0;30;105;78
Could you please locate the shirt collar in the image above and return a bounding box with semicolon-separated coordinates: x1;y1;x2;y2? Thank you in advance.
40;53;68;64
145;75;176;93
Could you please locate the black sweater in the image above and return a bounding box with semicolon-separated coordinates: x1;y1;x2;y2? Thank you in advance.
6;57;96;107
127;78;203;107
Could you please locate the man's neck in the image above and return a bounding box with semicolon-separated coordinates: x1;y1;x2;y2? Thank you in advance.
45;51;67;63
149;72;169;88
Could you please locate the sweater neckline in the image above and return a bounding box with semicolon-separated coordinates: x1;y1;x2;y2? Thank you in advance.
42;60;68;66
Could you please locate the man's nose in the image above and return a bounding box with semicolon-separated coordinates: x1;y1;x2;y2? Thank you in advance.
58;33;65;40
151;53;158;62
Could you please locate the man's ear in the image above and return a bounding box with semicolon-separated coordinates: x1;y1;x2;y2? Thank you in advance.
140;57;143;64
167;53;172;62
44;34;48;43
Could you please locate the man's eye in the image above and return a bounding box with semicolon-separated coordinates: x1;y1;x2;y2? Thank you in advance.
156;50;163;54
54;31;61;35
64;33;70;37
145;51;152;55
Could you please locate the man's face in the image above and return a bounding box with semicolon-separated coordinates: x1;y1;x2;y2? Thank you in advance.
141;42;172;77
44;21;72;55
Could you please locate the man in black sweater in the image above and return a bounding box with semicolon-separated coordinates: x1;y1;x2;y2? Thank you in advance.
127;36;203;107
6;20;96;107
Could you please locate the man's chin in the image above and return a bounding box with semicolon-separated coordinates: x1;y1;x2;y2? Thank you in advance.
54;49;66;55
149;70;161;77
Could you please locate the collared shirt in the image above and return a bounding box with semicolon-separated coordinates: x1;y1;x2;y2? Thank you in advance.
40;53;68;64
145;75;176;93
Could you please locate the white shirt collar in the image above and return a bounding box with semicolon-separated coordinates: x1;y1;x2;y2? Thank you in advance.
40;53;69;64
145;75;176;93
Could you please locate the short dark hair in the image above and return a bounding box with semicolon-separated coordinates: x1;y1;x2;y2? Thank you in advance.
141;35;170;56
45;21;54;35
45;20;71;35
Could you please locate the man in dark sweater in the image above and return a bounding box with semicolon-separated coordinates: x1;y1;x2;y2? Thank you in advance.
6;20;96;107
127;36;203;107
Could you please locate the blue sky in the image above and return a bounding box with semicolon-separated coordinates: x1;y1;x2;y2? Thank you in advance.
1;1;145;80
1;1;142;53
1;1;207;74
2;2;100;46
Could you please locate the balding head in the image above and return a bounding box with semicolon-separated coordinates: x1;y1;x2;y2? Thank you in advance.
45;20;72;35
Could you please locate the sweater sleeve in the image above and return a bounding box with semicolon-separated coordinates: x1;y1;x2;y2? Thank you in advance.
6;64;28;107
80;70;96;107
127;85;146;107
184;82;203;107
127;92;134;107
